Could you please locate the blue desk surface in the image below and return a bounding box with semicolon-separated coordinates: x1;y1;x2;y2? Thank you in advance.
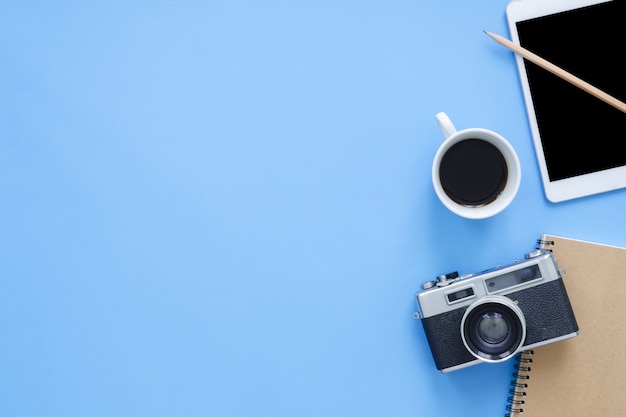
2;1;625;416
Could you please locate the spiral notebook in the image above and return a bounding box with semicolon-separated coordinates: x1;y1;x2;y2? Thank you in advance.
506;234;626;416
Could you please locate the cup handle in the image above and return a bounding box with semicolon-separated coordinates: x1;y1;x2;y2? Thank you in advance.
435;112;457;139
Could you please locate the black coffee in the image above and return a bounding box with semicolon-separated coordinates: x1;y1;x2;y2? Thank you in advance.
439;139;508;206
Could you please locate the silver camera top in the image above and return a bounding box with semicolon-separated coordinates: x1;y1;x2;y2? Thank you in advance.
416;249;560;319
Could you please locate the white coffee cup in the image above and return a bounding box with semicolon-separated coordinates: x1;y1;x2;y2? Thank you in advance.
432;112;521;219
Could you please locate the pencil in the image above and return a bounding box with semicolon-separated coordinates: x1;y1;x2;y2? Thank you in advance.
484;31;626;114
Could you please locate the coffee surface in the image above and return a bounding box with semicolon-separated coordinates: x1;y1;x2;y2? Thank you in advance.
439;139;508;206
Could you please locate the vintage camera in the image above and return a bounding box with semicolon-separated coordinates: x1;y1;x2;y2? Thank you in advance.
415;249;578;373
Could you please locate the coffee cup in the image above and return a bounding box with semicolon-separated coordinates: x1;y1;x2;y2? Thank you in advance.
432;112;521;219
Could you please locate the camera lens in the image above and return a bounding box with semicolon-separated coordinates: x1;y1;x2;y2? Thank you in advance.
461;296;526;363
477;313;509;344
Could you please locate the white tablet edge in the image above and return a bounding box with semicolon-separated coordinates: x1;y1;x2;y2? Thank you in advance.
506;0;624;203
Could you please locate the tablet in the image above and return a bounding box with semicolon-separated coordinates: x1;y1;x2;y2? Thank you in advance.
506;0;626;202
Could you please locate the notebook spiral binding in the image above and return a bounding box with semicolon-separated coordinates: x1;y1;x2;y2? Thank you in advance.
537;239;555;251
505;350;534;416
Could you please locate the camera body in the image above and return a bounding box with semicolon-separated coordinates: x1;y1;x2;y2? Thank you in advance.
416;249;578;373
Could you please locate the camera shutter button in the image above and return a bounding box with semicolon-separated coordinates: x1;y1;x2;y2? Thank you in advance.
422;281;436;290
436;272;459;287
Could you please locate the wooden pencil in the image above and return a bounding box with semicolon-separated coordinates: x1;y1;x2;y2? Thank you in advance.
485;31;626;114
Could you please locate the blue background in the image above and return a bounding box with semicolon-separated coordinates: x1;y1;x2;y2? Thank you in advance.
1;1;624;416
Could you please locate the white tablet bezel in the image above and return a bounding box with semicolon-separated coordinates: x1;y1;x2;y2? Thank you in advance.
506;0;626;203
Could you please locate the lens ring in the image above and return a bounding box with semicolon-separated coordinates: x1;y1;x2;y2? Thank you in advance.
461;295;526;363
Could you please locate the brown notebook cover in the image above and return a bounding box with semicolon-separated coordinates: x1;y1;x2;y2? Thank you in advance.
507;234;626;416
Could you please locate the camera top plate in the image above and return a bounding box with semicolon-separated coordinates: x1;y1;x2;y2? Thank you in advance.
416;250;560;319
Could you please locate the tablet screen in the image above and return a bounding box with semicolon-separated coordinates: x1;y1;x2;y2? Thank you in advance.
515;1;626;182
